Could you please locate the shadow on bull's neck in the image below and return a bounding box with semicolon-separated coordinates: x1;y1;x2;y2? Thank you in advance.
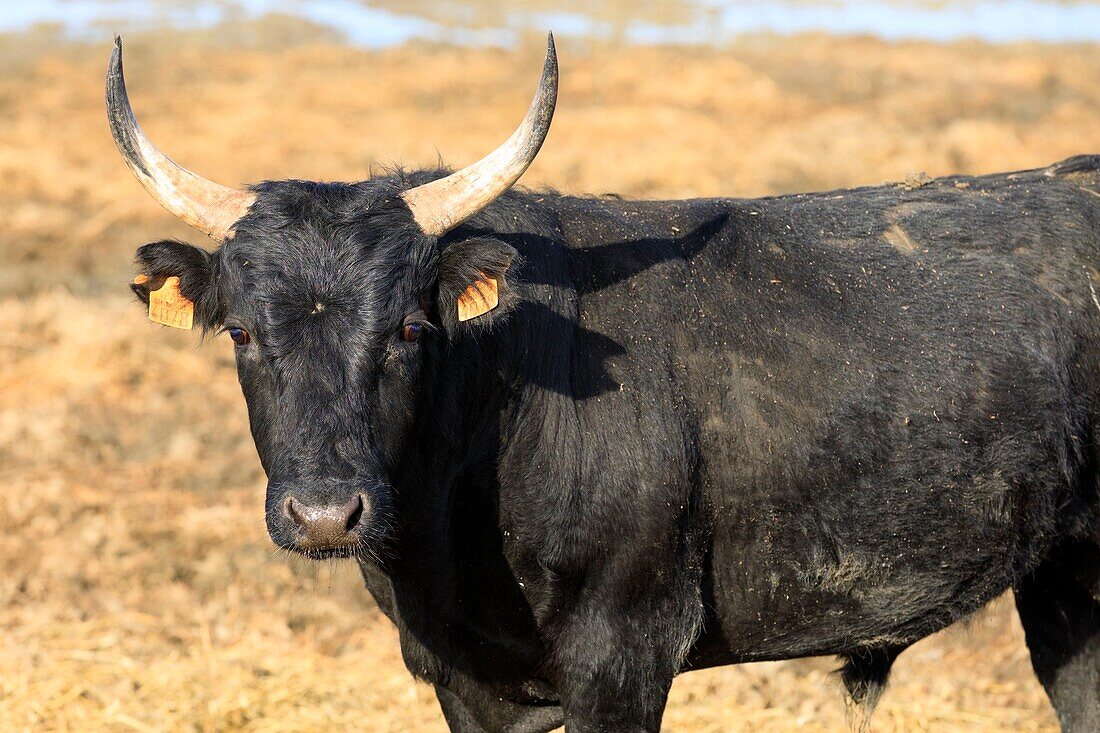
564;212;729;295
487;212;730;294
490;214;731;400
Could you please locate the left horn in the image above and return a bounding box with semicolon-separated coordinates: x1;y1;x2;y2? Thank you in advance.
106;36;256;241
401;32;558;238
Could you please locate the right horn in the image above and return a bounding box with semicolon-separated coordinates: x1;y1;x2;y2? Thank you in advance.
400;32;558;238
106;35;256;242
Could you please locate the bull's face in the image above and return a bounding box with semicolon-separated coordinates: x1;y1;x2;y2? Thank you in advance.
109;35;556;558
131;188;518;558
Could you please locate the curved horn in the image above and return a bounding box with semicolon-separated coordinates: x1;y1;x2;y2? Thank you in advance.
401;32;558;238
106;36;255;241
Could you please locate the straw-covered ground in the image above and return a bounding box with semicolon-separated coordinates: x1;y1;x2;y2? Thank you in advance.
2;21;1099;731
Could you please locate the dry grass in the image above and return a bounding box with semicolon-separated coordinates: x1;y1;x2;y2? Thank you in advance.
2;25;1099;732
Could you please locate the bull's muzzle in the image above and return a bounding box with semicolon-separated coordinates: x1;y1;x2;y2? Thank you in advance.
282;493;367;552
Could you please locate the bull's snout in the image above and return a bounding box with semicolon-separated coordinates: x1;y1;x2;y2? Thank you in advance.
283;493;367;551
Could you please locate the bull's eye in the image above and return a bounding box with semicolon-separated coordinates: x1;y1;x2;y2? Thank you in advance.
227;327;250;346
400;323;424;342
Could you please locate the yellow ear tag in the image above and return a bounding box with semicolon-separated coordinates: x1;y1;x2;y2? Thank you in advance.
147;276;194;330
456;275;499;322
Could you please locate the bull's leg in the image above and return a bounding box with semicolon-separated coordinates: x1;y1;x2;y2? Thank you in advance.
434;685;564;733
556;645;676;733
1014;540;1100;732
551;573;703;732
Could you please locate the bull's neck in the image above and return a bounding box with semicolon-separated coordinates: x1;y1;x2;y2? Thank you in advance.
372;213;578;691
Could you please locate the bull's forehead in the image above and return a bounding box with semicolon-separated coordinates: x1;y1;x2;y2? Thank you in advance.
219;180;434;337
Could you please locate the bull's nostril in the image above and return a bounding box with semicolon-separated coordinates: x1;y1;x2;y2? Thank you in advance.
344;494;365;532
286;497;303;526
285;496;306;528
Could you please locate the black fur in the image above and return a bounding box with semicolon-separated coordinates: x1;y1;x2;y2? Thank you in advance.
133;156;1100;731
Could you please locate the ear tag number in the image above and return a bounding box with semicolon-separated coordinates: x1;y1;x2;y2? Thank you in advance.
145;275;194;330
457;275;499;322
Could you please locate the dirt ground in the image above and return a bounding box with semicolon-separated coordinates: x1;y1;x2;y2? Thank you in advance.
2;22;1100;732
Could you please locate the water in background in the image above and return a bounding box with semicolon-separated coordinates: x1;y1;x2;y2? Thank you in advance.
3;0;1100;45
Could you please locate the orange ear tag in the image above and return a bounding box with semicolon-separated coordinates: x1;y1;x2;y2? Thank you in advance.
147;276;194;330
456;275;499;322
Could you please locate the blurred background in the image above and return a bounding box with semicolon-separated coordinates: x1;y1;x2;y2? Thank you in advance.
2;1;1100;730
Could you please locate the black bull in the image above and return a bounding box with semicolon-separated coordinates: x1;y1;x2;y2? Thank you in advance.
118;48;1100;733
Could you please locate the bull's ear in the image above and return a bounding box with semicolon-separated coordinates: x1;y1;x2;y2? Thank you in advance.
435;237;519;332
131;240;220;330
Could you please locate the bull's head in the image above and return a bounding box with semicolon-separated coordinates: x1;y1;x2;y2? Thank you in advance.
109;35;557;559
